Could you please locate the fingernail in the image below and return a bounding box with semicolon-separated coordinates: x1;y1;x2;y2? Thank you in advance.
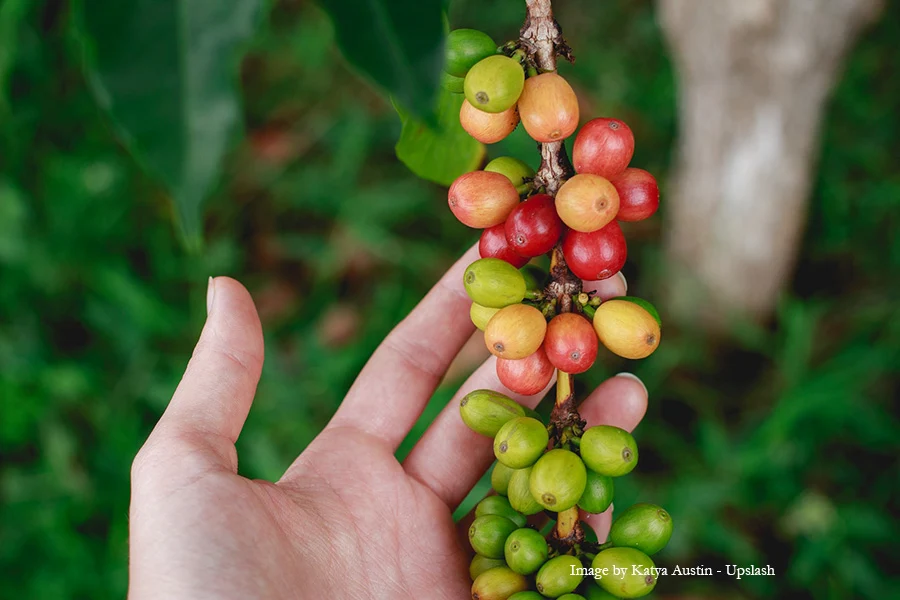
206;277;216;315
616;271;628;294
615;372;647;395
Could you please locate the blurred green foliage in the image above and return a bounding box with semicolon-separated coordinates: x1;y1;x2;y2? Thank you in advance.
1;0;897;599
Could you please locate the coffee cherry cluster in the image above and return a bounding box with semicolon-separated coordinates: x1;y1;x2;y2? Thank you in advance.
460;390;673;599
441;25;671;600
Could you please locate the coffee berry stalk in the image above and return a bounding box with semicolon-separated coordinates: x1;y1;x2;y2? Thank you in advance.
440;2;672;599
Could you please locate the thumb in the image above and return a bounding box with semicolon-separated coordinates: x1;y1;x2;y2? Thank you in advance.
155;276;265;454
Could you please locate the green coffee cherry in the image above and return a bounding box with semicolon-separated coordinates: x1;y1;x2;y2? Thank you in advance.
485;157;535;195
476;495;527;528
504;528;549;575
440;71;465;94
469;514;519;559
464;258;527;308
460;389;527;437
578;470;615;514
609;503;673;555
507;466;544;515
471;566;529;600
445;29;497;78
591;548;657;598
494;417;549;469
616;296;662;327
580;425;639;477
535;555;584;597
464;55;525;113
470;554;507;580
581;581;620;600
508;592;545;600
491;462;516;496
471;302;501;331
529;449;587;512
559;595;588;600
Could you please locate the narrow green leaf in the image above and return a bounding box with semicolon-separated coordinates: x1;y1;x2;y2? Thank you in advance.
77;0;263;246
395;90;485;186
318;0;445;120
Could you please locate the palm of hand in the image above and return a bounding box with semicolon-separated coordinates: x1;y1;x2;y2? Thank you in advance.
129;254;646;599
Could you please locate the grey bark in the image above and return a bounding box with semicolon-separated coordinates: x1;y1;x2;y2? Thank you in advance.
657;0;882;324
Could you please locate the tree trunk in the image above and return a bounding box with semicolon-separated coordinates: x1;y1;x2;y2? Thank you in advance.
657;0;882;325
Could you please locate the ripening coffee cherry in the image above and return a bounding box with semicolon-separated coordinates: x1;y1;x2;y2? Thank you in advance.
480;224;529;268
469;514;519;558
591;548;657;598
507;466;544;515
535;555;584;597
440;71;465;94
508;592;545;600
484;304;547;359
461;100;520;144
611;168;659;222
465;55;525;113
493;416;549;469
445;29;497;78
471;566;529;600
578;469;615;514
476;496;527;528
555;174;621;233
516;72;579;142
485;157;535;195
529;449;587;511
543;313;599;374
572;118;635;179
592;299;660;359
562;222;627;281
615;296;661;326
492;464;519;499
496;346;555;396
504;193;563;257
504;528;549;575
459;389;527;437
449;171;519;228
580;425;638;477
471;302;502;331
464;258;527;308
470;554;507;580
609;503;674;555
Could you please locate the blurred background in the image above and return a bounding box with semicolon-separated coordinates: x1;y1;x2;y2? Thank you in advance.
1;0;898;598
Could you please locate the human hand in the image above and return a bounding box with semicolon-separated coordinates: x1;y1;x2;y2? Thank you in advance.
128;246;648;599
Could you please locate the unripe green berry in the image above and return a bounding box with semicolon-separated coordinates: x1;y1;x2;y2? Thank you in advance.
476;495;527;528
609;503;673;555
469;514;519;559
508;592;545;600
491;462;516;496
580;425;639;477
504;528;549;575
485;156;535;195
470;554;507;580
471;302;501;331
460;389;527;437
440;71;465;94
578;470;615;514
591;548;657;598
559;595;588;600
464;55;525;113
471;566;529;600
494;417;549;469
445;29;496;78
581;581;620;600
529;449;587;512
535;554;584;597
464;258;527;308
507;466;544;515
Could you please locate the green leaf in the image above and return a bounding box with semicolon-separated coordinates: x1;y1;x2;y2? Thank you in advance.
77;0;263;247
395;90;485;186
318;0;445;120
0;0;29;116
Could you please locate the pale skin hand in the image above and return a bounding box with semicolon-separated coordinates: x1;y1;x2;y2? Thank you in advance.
128;246;647;599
